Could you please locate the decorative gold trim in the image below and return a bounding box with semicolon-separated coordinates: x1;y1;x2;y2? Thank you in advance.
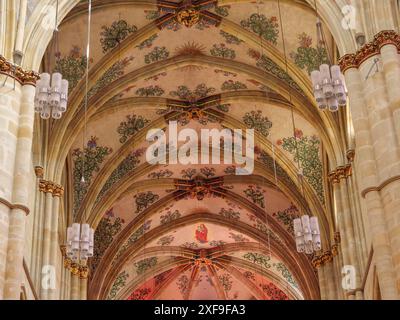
0;55;40;86
328;164;352;184
39;179;64;196
361;175;400;198
339;30;400;72
0;196;30;215
79;265;89;279
312;233;340;269
176;8;200;28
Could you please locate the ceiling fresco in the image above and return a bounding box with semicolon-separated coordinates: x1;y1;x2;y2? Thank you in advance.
39;0;341;300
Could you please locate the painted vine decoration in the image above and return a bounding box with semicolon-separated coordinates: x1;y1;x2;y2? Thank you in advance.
91;209;124;274
160;210;182;225
181;168;197;179
214;5;230;17
144;46;170;64
243;252;271;269
117;114;150;143
148;169;173;179
145;10;160;20
221;80;247;91
177;275;189;296
248;49;304;95
135;85;165;97
272;204;299;234
290;33;329;75
243;110;273;137
219;208;241;220
72;136;112;215
243;185;265;208
107;271;129;300
210;43;236;59
229;232;249;242
134;191;160;213
96;148;145;203
219;274;233;292
240;14;279;45
209;240;227;247
135;257;158;275
260;283;289;300
136;34;158;50
277;129;324;203
112;220;152;265
219;30;243;45
100;20;137;53
88;57;134;99
273;262;298;287
128;288;152;300
200;167;216;178
157;235;175;246
170;84;216;101
54;46;89;91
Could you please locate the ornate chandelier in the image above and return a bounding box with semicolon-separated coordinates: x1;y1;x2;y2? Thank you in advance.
310;11;347;112
33;0;69;120
34;73;69;119
311;64;346;112
66;223;94;263
293;215;321;254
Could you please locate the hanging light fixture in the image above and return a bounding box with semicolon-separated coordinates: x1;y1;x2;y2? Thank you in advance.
34;0;69;119
293;215;321;254
311;63;346;112
34;73;69;119
310;4;347;112
66;223;94;262
65;0;93;271
276;0;322;255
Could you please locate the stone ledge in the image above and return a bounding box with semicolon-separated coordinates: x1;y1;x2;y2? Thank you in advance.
0;196;30;215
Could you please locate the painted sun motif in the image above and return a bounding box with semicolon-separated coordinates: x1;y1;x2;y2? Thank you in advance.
175;41;207;56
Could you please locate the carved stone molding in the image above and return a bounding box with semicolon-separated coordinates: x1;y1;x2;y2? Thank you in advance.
346;150;355;163
361;175;400;198
339;30;400;72
328;164;352;184
34;166;44;179
0;196;30;215
61;245;89;278
0;55;40;86
39;179;64;197
312;232;341;269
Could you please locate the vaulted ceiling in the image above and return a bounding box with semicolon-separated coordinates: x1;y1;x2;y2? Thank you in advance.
39;0;344;300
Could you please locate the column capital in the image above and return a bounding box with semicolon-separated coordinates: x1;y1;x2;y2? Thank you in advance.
339;30;400;73
328;164;352;184
0;55;40;86
39;179;64;197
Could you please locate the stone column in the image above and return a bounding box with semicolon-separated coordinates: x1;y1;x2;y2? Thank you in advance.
340;43;399;298
80;277;87;300
3;84;36;300
48;186;63;299
39;181;54;299
317;264;327;300
70;268;80;300
0;76;22;299
31;166;44;290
